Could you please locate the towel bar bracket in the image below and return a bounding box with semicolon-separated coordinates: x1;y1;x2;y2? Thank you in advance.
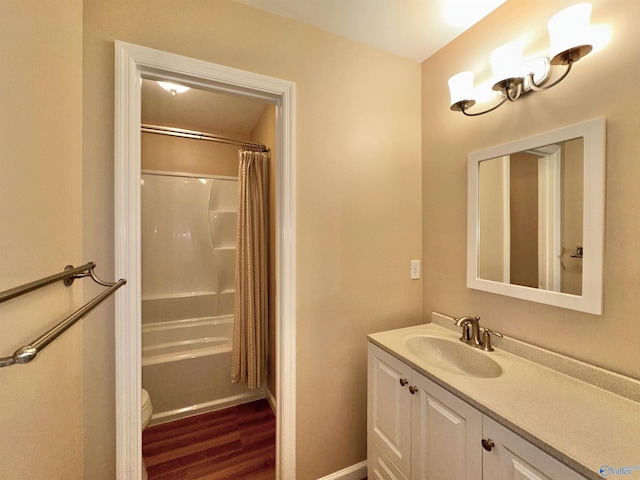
0;262;97;304
63;265;76;287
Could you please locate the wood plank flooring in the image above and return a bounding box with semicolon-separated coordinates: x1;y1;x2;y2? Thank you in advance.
142;399;275;480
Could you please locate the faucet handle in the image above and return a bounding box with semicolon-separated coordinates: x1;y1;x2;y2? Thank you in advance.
481;328;503;352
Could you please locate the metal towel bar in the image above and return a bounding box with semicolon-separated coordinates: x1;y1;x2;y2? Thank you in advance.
0;263;126;368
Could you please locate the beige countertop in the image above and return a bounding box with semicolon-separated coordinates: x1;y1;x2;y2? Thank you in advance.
368;315;640;480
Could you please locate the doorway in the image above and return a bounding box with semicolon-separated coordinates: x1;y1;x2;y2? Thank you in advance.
140;79;272;425
114;41;296;480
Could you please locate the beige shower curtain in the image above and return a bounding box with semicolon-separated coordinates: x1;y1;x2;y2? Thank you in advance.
231;149;269;389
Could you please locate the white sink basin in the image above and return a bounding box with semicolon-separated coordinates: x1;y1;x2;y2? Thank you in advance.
406;335;503;378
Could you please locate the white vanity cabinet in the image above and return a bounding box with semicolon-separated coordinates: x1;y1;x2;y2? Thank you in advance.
368;343;587;480
368;344;482;480
410;366;482;480
368;343;412;478
482;417;586;480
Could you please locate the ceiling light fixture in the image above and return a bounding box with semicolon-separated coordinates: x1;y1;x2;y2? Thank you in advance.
448;3;594;116
157;81;191;95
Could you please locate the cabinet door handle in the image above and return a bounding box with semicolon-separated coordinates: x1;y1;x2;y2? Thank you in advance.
481;439;495;452
409;386;418;394
399;378;408;387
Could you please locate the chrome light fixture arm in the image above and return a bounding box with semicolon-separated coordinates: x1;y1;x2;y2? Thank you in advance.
527;61;573;92
499;78;524;102
459;97;508;117
458;77;521;116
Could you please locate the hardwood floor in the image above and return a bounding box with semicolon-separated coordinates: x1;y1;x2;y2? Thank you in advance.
142;399;275;480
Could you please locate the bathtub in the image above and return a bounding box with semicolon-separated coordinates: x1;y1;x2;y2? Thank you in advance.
142;315;234;366
142;298;264;425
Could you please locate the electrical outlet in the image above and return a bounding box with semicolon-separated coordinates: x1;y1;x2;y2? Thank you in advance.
410;260;421;280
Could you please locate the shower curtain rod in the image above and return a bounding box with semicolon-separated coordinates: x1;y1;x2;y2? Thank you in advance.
141;124;268;152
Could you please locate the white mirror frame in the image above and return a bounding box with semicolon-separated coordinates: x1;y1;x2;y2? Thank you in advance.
467;117;606;314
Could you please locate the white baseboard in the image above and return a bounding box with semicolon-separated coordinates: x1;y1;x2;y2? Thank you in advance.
266;386;277;415
149;390;266;426
317;460;367;480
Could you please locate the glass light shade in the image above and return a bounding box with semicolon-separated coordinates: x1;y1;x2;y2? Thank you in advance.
157;81;191;94
490;42;524;84
548;3;593;64
448;71;476;107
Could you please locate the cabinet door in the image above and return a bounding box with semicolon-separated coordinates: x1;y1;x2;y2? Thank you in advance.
411;372;482;480
368;344;413;478
482;417;587;480
368;435;409;480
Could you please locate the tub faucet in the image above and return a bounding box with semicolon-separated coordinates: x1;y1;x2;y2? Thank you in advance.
454;316;482;347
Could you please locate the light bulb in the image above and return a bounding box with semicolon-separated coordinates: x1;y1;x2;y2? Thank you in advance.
157;81;191;95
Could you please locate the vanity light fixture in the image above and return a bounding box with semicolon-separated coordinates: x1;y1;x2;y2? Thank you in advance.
157;81;191;95
449;3;593;116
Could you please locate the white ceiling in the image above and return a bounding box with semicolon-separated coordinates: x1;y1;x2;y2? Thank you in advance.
236;0;506;62
141;79;269;135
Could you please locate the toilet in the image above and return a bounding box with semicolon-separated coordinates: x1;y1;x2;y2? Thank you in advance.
141;388;153;480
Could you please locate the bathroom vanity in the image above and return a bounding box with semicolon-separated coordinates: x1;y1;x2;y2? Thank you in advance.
367;314;640;480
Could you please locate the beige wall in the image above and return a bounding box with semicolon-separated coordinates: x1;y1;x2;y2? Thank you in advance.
0;0;84;478
509;152;538;288
141;131;243;177
478;157;507;282
422;0;640;379
83;1;422;478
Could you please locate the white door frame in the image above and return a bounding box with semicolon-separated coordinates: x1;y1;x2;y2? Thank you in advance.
537;148;562;291
500;156;511;284
114;41;296;480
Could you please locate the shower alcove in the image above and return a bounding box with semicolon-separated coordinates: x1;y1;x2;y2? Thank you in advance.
140;78;276;425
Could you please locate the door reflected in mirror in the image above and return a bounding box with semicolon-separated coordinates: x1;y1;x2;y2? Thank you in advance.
478;138;583;295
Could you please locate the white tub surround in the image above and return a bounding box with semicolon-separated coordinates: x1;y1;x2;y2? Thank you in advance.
368;313;640;480
143;352;265;426
140;173;265;425
141;298;264;425
141;172;238;308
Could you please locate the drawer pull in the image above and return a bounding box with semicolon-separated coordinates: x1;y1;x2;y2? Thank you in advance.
409;386;418;394
400;378;408;387
482;439;495;452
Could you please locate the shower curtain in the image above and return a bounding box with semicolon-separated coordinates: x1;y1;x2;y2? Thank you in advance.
231;149;269;389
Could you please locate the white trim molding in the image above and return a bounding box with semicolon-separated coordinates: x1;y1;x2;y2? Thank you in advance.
316;461;368;480
114;41;296;480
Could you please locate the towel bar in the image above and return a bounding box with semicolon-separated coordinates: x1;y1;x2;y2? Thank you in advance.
0;263;126;368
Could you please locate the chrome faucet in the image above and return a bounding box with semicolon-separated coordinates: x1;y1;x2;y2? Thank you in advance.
455;316;482;346
454;316;503;351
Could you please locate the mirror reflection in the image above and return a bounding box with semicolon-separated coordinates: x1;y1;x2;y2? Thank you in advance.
477;138;583;294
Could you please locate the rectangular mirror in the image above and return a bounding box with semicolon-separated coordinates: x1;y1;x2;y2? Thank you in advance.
467;118;605;314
